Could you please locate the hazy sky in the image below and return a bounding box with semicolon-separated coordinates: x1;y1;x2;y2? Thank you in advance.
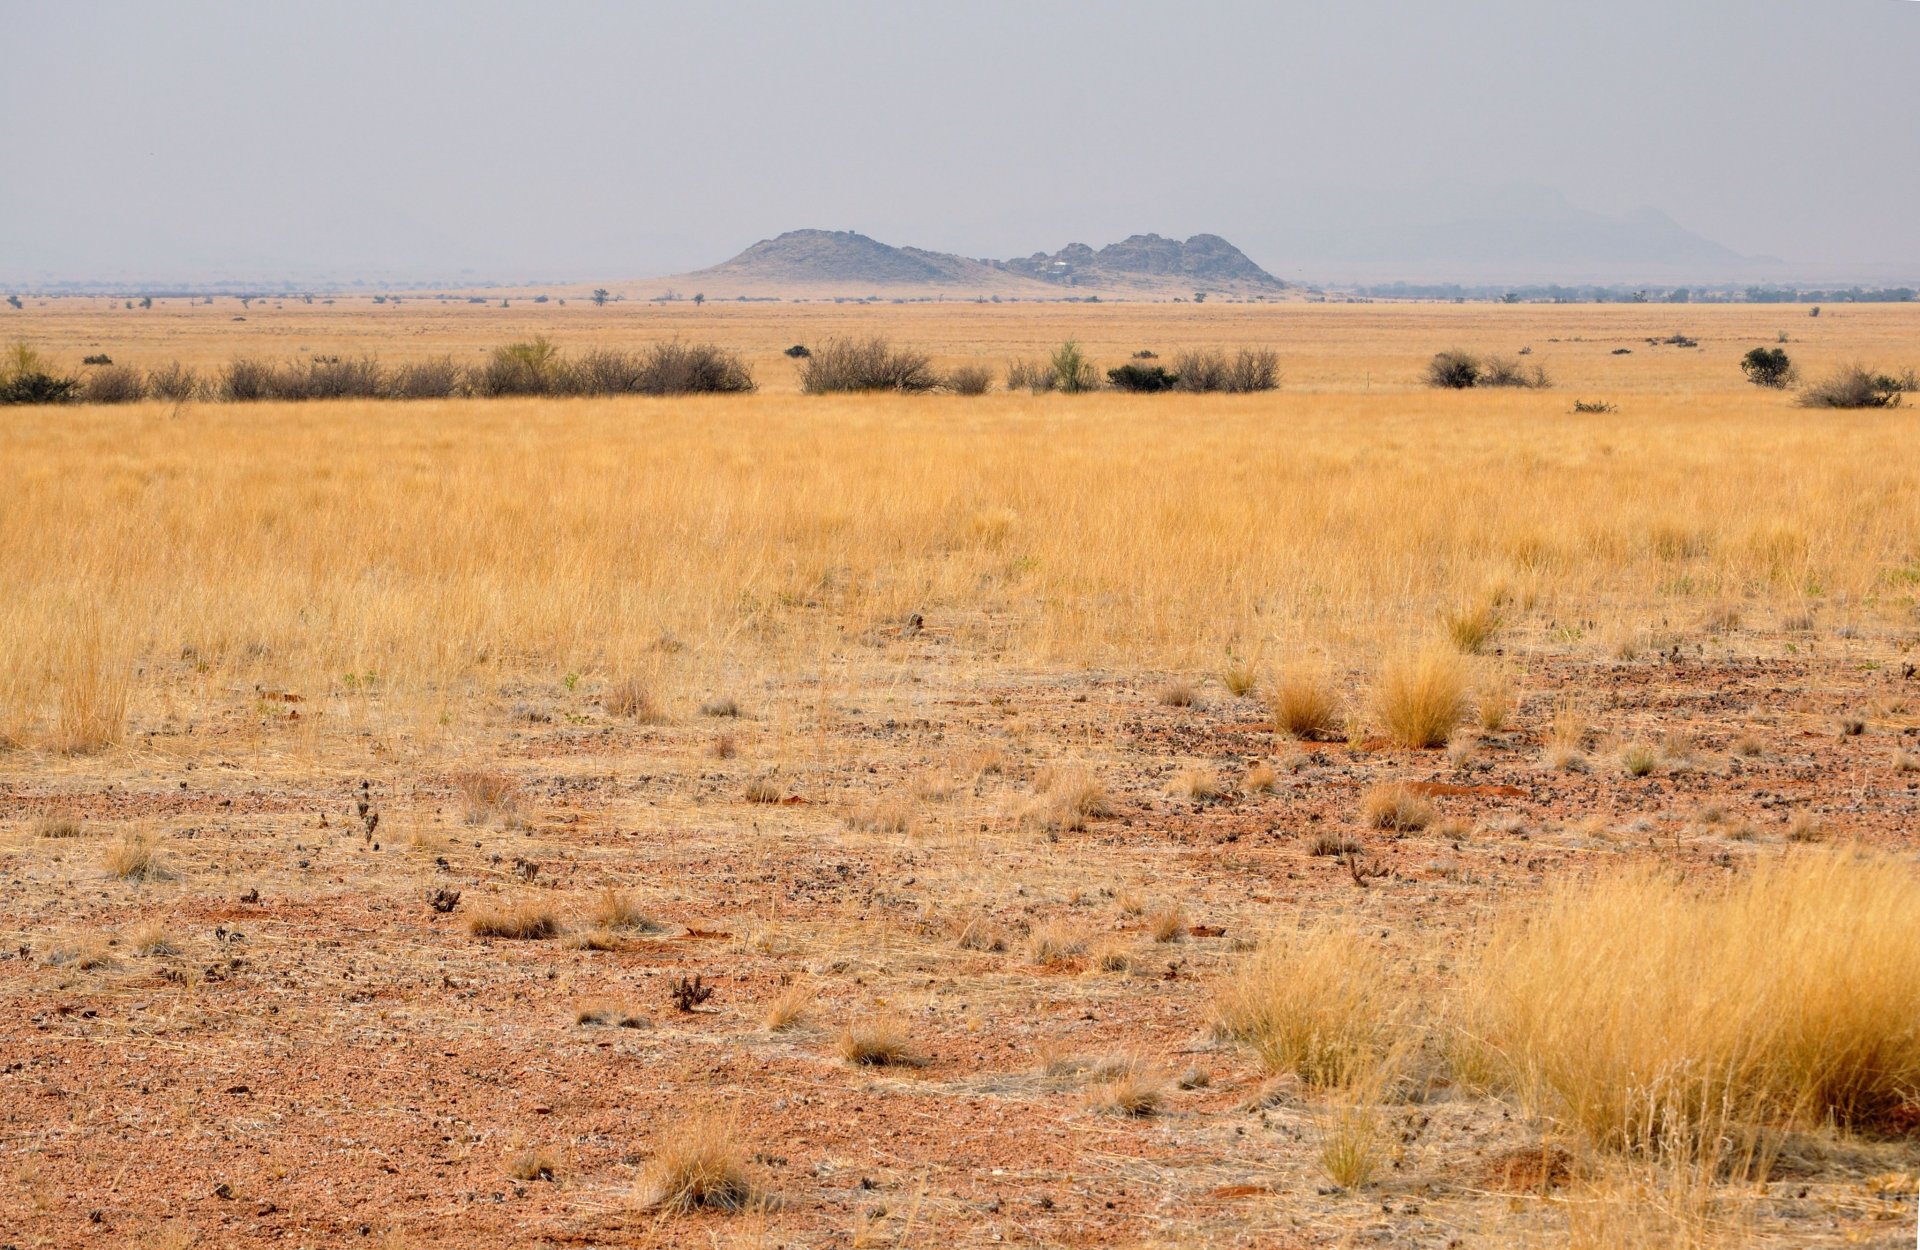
3;0;1915;285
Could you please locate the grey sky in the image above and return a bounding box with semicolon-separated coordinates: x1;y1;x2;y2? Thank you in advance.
2;0;1915;286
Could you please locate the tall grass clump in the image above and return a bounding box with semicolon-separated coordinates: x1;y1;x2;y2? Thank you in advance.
1214;921;1406;1088
384;355;467;399
1005;357;1057;393
638;1113;758;1213
1372;649;1469;748
146;362;202;401
945;364;993;395
1480;356;1552;388
798;337;936;393
1452;851;1920;1160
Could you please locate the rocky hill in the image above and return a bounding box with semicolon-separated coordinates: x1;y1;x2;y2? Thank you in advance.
673;229;1285;297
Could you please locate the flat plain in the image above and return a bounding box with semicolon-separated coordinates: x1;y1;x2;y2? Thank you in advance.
2;298;1918;1248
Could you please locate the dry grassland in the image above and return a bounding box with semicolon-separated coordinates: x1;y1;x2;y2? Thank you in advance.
1;300;1917;1247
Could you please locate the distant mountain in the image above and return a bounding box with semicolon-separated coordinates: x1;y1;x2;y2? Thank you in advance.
674;229;1285;297
1236;182;1785;284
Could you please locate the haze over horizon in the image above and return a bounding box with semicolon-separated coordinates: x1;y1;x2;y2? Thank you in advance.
2;0;1915;289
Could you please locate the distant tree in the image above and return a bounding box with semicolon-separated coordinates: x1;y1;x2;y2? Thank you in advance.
1809;306;1821;317
5;295;20;310
693;293;706;307
1740;346;1794;389
140;296;152;309
1501;292;1520;304
1192;291;1207;303
592;288;609;306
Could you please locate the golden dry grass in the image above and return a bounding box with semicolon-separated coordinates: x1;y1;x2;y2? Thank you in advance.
1453;851;1920;1157
637;1113;757;1213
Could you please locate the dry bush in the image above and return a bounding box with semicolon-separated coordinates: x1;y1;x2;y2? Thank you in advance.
454;771;521;826
304;356;387;399
385;356;466;399
1216;922;1405;1088
473;337;564;396
54;637;129;755
603;676;664;722
588;887;657;932
467;897;560;940
1426;350;1480;388
219;357;279;401
1481;356;1552;388
1175;347;1281;393
945;364;993;395
1799;363;1908;409
1270;671;1341;738
1172;348;1226;392
102;831;162;881
799;337;937;394
81;364;147;403
834;1015;918;1065
1004;358;1057;393
1452;851;1920;1159
638;1113;757;1213
743;774;783;803
633;341;755;395
1221;662;1258;697
1372;649;1469;748
145;361;201;401
1360;781;1434;831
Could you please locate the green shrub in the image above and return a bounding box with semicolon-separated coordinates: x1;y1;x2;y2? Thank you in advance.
1049;340;1097;394
1106;362;1179;392
1741;346;1794;388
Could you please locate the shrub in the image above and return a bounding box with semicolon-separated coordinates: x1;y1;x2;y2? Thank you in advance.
1740;346;1794;388
1173;349;1228;393
1106;362;1179;392
103;832;162;881
1570;399;1617;413
1480;356;1551;388
219;358;280;401
0;340;78;404
946;364;993;395
82;353;113;365
1373;649;1469;748
385;356;465;399
834;1015;918;1065
1799;363;1907;409
1225;347;1282;392
146;362;201;401
1360;782;1434;831
634;341;754;395
783;344;810;358
1049;339;1097;393
304;355;386;399
1005;358;1057;393
798;337;937;393
474;336;565;396
1454;852;1920;1157
80;364;146;403
1426;350;1480;389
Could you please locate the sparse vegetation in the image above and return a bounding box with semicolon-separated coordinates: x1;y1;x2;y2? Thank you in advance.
799;336;937;393
1799;362;1909;408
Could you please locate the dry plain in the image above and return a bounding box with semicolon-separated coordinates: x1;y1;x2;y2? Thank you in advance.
1;298;1918;1248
